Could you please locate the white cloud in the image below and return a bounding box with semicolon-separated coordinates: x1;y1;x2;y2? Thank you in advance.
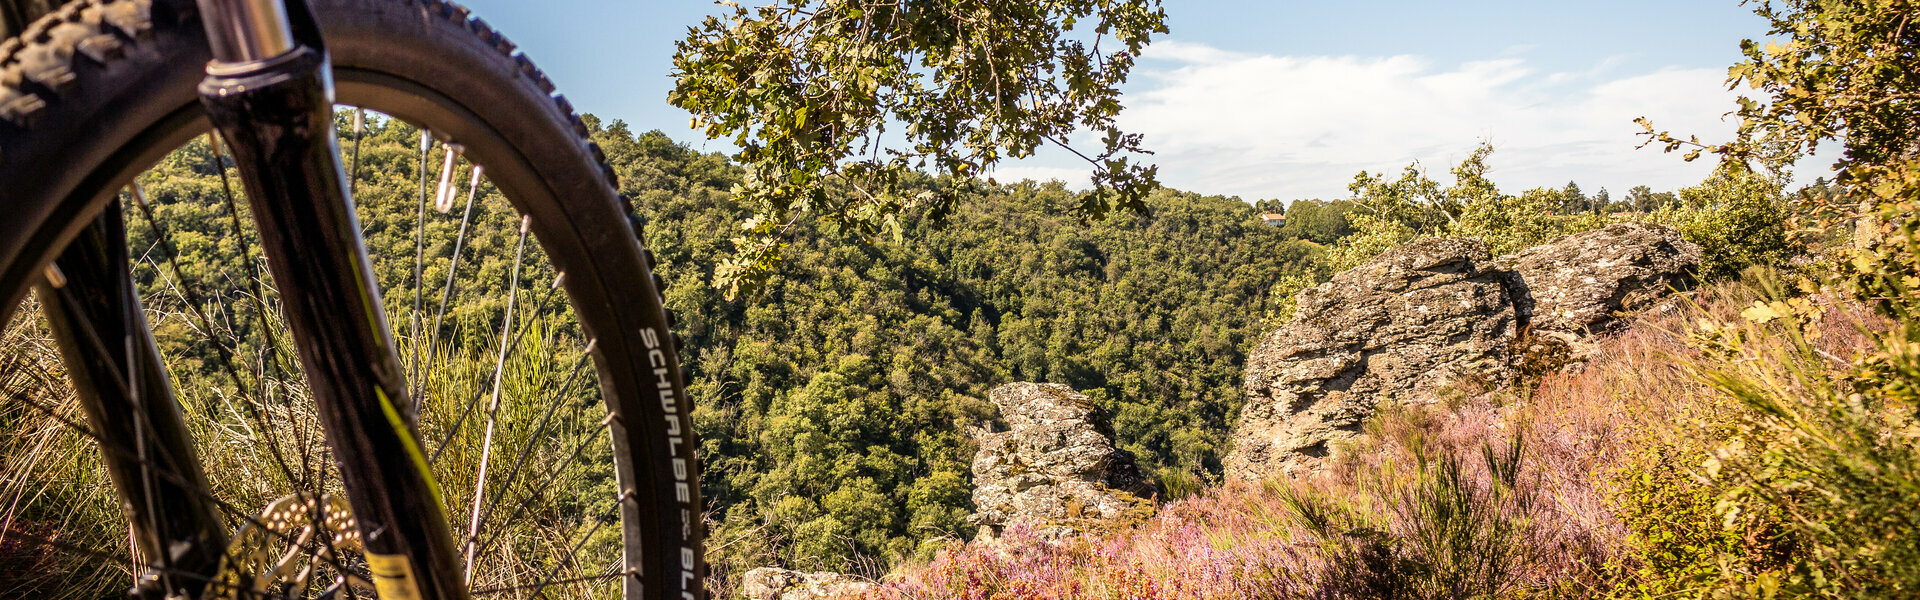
1052;40;1805;202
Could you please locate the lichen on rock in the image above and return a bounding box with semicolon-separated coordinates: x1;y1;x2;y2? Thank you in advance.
1226;237;1518;480
970;382;1157;538
740;567;874;600
1496;221;1702;353
1224;225;1702;481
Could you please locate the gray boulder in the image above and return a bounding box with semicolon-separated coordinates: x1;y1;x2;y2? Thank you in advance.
1225;238;1517;480
1225;225;1702;481
1496;222;1701;349
970;383;1156;537
740;567;873;600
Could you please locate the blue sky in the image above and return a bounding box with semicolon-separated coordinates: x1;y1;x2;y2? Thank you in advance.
457;0;1793;201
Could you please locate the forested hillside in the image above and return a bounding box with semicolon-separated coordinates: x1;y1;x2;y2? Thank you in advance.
590;120;1327;574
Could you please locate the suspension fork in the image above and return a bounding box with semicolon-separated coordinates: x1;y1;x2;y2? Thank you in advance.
39;206;229;600
191;0;466;598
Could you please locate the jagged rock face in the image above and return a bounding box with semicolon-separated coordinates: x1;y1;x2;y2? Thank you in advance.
1496;222;1701;346
740;567;874;600
1226;225;1702;481
1226;238;1517;480
970;382;1157;537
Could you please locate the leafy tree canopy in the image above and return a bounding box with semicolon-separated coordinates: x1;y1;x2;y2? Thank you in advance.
1327;142;1797;277
670;0;1169;297
1277;199;1355;245
1640;0;1919;320
1721;0;1920;322
1639;0;1918;174
1627;184;1680;212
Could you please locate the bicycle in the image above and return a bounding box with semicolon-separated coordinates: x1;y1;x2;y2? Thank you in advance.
0;0;703;598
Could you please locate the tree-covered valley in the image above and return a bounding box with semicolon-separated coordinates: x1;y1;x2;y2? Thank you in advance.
595;121;1330;574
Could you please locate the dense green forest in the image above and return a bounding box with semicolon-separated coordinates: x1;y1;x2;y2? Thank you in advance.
557;119;1810;578
592;120;1327;573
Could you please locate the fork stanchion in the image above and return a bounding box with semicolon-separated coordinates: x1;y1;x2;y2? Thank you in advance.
38;204;230;600
199;35;469;600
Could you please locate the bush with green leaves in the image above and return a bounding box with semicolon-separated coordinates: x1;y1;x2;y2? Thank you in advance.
1628;1;1920;593
1329;142;1797;282
1327;143;1602;270
1278;199;1357;245
1681;288;1919;597
1644;162;1801;281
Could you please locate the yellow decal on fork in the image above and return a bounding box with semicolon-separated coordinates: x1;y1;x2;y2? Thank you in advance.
375;387;446;508
365;552;426;600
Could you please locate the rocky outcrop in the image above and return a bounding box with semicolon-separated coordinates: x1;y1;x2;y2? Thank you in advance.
1496;222;1701;349
1226;238;1518;479
741;567;874;600
970;383;1157;538
1226;225;1701;481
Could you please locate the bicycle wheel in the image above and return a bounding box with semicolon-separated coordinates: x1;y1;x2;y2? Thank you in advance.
0;0;704;598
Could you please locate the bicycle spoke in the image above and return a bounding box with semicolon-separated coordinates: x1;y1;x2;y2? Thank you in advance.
347;107;365;197
209;132;316;486
513;496;628;600
467;417;613;570
461;214;533;577
142;253;308;494
457;340;595;567
208;132;285;377
134;249;317;499
126;184;304;490
471;557;625;598
432;143;463;214
126;185;248;408
409;130;434;408
421;164;484;394
427;270;566;463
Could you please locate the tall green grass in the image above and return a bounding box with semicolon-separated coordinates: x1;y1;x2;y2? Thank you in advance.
2;131;627;596
1;296;130;597
2;293;623;598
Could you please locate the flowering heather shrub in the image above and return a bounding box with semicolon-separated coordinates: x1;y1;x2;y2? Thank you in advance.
853;277;1885;600
866;520;1305;600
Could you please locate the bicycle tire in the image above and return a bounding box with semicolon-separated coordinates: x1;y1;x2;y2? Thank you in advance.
0;1;705;598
